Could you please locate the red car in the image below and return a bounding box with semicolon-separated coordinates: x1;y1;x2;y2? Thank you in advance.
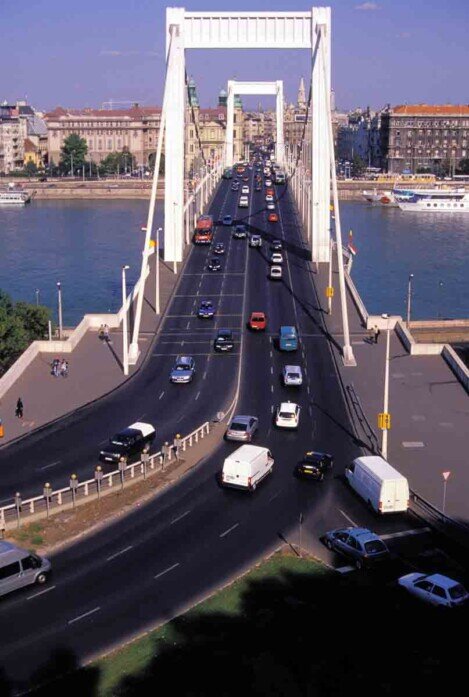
266;188;274;196
249;312;267;331
268;212;279;223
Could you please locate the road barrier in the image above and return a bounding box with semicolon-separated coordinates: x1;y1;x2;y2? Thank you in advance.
0;421;211;532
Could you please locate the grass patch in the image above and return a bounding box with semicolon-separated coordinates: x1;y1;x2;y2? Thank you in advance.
96;552;328;696
7;522;45;552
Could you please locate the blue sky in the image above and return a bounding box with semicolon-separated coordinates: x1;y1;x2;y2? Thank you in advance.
2;0;468;112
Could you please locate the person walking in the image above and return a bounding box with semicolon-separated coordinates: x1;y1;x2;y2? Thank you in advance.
51;358;60;377
373;325;380;344
103;325;111;344
60;359;69;377
173;434;182;461
15;398;24;419
98;324;105;341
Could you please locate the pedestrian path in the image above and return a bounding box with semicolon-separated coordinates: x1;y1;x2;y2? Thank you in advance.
312;261;469;521
0;253;180;447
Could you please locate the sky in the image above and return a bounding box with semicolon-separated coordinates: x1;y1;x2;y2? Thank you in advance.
1;0;468;113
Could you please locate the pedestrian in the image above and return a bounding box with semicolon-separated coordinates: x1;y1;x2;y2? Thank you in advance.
15;398;23;419
373;325;379;344
162;441;171;468
60;359;69;377
98;324;105;341
51;358;60;377
376;328;381;344
103;324;111;344
173;433;182;461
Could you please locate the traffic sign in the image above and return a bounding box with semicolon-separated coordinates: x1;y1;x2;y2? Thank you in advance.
378;412;391;430
326;286;334;298
442;471;451;481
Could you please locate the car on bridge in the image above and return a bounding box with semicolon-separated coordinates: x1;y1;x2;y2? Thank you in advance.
207;257;222;271
270;251;283;264
170;356;196;383
222;215;233;226
214;328;234;352
249;234;262;247
238;195;249;208
323;527;390;570
225;415;259;442
294;451;333;481
231;182;239;191
241;185;250;194
265;194;274;202
271;239;282;251
268;212;279;223
267;202;276;210
398;572;469;608
99;422;156;466
269;265;282;280
275;401;300;429
233;224;247;239
197;300;215;319
248;312;267;331
213;242;225;255
265;178;272;187
282;365;303;386
279;326;298;351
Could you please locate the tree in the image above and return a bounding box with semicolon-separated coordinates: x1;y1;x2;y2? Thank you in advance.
351;154;365;177
148;152;165;174
59;133;88;175
24;161;38;177
0;291;51;376
13;302;50;343
100;149;135;175
457;158;469;175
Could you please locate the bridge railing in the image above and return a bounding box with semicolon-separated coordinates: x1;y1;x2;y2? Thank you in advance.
0;421;211;532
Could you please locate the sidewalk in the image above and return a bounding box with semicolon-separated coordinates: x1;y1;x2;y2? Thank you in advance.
0;252;180;446
312;262;469;521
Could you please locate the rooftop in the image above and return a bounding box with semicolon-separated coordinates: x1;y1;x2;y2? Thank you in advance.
393;104;469;116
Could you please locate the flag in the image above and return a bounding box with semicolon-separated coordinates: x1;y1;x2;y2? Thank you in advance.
347;229;357;256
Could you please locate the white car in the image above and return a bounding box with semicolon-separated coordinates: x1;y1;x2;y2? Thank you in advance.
275;401;301;429
265;194;274;203
398;573;469;608
270;252;283;264
270;265;282;280
267;202;275;210
282;365;303;386
265;179;272;187
238;195;249;208
241;185;250;194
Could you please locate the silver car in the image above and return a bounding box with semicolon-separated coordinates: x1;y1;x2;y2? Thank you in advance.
282;365;303;386
249;234;262;248
225;415;259;442
170;356;195;383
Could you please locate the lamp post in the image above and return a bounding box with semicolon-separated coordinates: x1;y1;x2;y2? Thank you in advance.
122;265;130;375
438;280;444;320
173;203;177;275
56;282;63;340
381;315;391;460
155;227;162;314
35;288;40;306
406;273;414;328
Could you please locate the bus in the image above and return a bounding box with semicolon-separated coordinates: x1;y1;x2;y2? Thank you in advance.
193;214;214;244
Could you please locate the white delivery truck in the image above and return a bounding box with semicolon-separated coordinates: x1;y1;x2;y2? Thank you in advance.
221;445;274;491
345;456;409;514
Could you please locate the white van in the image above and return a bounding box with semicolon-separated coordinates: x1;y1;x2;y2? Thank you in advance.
345;456;409;514
221;444;274;491
0;541;51;598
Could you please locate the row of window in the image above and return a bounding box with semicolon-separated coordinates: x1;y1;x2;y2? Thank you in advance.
395;129;468;137
394;150;467;158
395;119;469;127
394;140;467;147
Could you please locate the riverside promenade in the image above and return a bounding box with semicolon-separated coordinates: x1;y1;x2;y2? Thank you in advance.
0;252;179;447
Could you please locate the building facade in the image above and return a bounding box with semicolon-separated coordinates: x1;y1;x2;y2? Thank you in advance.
381;104;469;174
337;106;388;170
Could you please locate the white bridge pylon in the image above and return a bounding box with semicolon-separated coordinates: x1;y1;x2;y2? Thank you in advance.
225;80;284;167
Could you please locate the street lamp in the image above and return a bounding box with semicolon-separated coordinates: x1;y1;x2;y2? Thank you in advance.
35;288;40;306
438;280;444;320
122;265;130;376
56;282;63;340
406;273;414;328
155;227;162;314
381;314;391;460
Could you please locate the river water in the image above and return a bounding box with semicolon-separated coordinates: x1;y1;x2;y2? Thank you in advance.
0;198;467;325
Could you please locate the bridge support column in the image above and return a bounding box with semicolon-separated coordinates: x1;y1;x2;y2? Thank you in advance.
164;8;185;263
275;80;285;166
225;81;234;168
311;6;331;263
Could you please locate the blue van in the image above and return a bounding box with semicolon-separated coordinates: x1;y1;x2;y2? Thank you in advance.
279;326;298;351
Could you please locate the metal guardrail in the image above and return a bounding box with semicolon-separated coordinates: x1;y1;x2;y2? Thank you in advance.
0;421;211;532
410;490;469;555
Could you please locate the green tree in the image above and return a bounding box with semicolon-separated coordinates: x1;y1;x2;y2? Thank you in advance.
100;149;135;175
0;291;52;375
457;158;469;175
59;133;88;175
24;161;38;177
13;302;50;343
148;151;165;174
351;153;365;177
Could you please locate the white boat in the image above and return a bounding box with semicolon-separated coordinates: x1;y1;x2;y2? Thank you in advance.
397;188;469;212
0;186;31;205
362;189;399;206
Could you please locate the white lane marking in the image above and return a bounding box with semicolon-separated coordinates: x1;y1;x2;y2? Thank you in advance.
269;492;280;503
195;391;200;400
159;391;165;400
98;439;107;445
270;384;274;393
270;366;273;375
27;585;56;600
306;385;310;395
38;460;61;471
402;441;425;448
106;545;133;562
68;606;101;625
203;370;207;379
271;405;274;413
171;510;192;525
270;350;273;358
308;405;313;417
186;321;190;329
155;562;180;580
381;527;431;541
338;508;358;526
336;565;355;574
220;522;239;538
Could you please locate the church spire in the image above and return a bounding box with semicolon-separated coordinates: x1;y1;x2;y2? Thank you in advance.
297;76;306;110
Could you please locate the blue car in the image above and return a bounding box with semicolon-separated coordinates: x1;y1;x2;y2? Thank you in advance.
222;215;233;226
279;325;298;351
197;300;215;319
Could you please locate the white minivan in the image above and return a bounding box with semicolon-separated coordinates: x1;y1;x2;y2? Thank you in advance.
345;456;409;514
221;444;274;491
0;541;51;598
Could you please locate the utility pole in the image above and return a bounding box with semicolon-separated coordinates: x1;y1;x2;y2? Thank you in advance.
406;273;414;328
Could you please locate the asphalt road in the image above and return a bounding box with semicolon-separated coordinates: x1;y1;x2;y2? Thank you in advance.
0;169;458;689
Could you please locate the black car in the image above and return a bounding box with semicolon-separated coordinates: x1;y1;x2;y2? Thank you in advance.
271;239;283;251
207;257;221;271
99;422;156;467
214;328;234;352
255;184;262;191
233;224;247;239
213;242;225;255
294;451;334;481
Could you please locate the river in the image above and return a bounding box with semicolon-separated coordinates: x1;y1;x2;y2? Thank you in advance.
0;198;467;325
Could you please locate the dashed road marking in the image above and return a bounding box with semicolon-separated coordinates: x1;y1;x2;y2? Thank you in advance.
155;562;180;580
159;391;165;399
106;545;133;562
170;510;192;525
270;366;273;374
38;460;61;471
220;522;239;538
68;607;101;625
195;391;200;400
27;585;56;600
402;441;425;448
271;384;274;393
338;508;358;526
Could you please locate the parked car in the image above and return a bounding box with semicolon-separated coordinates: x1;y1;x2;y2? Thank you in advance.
225;415;259;442
270;265;282;280
268;212;279;223
170;356;195;383
249;312;267;331
398;572;469;608
295;451;333;481
222;215;233;226
275;401;300;429
214;328;234;352
249;234;262;247
99;422;156;465
207;257;221;271
197;300;215;319
282;365;303;386
324;527;390;570
233;224;247;239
